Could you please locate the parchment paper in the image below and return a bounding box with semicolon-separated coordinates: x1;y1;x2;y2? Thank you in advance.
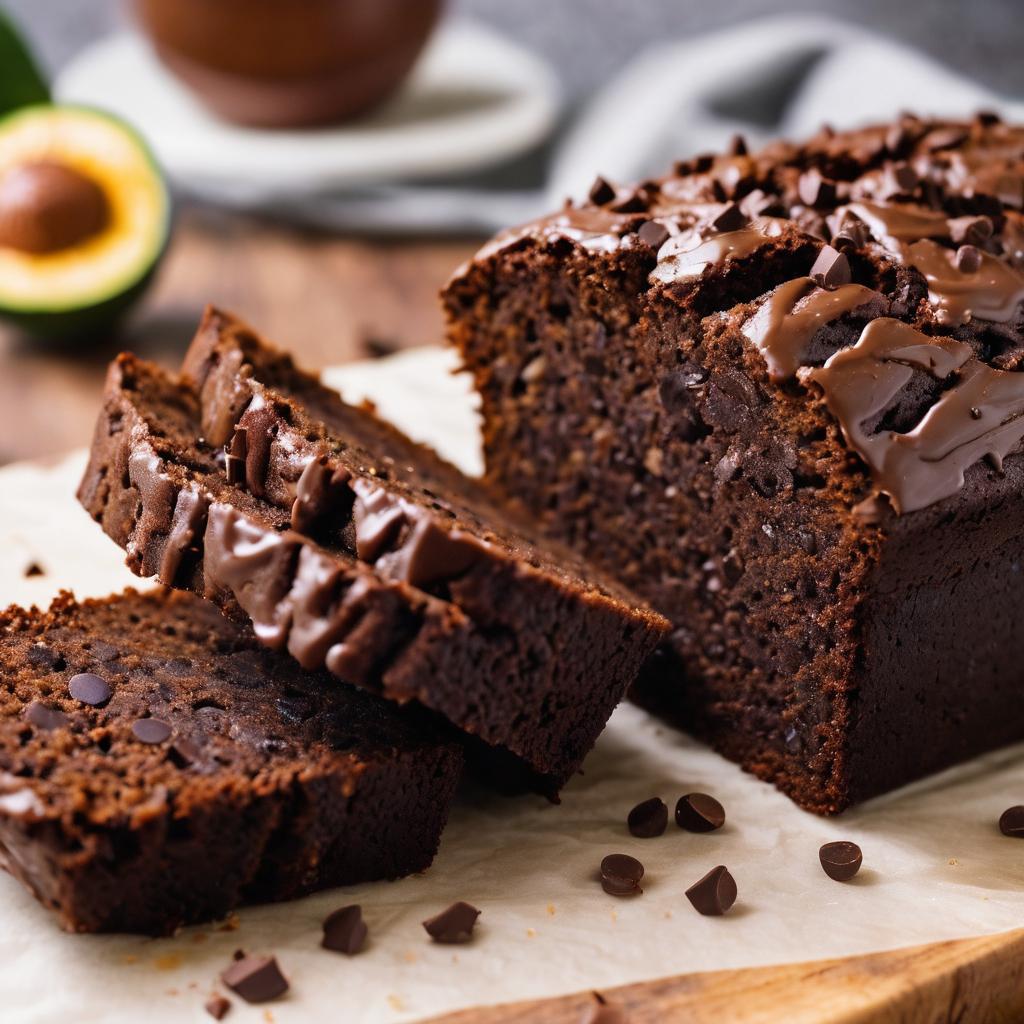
1;348;1022;1024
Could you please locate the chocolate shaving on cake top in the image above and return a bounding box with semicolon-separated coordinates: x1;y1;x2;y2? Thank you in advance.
465;114;1024;515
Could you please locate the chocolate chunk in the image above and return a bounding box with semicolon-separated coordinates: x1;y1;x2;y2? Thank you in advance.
884;124;908;155
996;174;1024;209
204;994;231;1020
693;153;714;173
132;718;172;744
422;901;480;943
579;994;629;1024
637;220;670;250
948;215;993;246
322;904;367;955
675;792;725;832
27;644;64;672
729;133;748;157
68;672;111;706
798;170;837;208
600;853;644;896
809;245;851;288
588;176;616;206
627;797;668;838
709;202;749;233
23;561;44;577
998;806;1024;838
220;954;289;1003
818;840;863;881
885;163;919;196
168;737;203;768
685;865;737;916
923;127;968;151
25;701;69;731
611;189;650;214
224;427;247;487
955;244;983;274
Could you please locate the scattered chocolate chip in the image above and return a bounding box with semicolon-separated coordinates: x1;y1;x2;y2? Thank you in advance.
23;561;44;577
819;840;863;881
132;718;172;744
627;797;668;838
422;901;480;943
675;792;726;832
220;955;289;1004
884;124;908;155
637;220;670;250
975;110;1002;126
948;215;993;246
729;133;748;157
600;853;644;896
999;806;1024;838
168;737;203;768
322;904;367;955
810;245;851;288
955;244;983;274
693;153;715;173
204;994;231;1020
588;176;616;206
27;644;64;672
709;202;749;233
798;170;837;208
685;865;737;916
68;672;111;707
224;428;248;487
885;163;919;196
579;993;629;1024
611;189;649;214
25;701;69;731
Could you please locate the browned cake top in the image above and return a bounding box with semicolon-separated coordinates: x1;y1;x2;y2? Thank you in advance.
459;114;1024;514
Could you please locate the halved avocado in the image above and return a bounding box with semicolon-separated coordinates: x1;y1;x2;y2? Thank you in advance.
0;104;171;339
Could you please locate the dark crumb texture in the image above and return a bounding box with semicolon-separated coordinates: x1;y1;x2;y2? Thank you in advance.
77;354;666;795
0;588;462;934
445;114;1024;813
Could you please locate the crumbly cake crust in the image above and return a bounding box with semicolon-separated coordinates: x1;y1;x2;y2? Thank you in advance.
0;588;462;934
445;114;1024;813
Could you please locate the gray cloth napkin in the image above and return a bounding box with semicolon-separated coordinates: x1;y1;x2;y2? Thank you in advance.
232;13;1024;236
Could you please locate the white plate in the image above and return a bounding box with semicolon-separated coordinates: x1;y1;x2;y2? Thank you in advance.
55;21;560;194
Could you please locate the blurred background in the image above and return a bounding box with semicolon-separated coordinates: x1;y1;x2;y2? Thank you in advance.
1;0;1022;464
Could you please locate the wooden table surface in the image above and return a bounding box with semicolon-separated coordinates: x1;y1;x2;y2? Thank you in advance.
4;206;1021;1022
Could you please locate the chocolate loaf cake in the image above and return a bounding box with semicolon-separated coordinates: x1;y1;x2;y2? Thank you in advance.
0;588;461;934
78;354;666;795
445;114;1024;813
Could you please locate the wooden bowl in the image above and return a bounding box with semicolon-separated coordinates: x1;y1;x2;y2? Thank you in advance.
132;0;444;128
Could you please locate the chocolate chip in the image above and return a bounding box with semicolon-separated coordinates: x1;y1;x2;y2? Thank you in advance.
975;110;1002;126
610;190;649;214
996;174;1024;209
923;127;968;151
729;133;748;157
884;163;919;197
422;901;480;943
999;806;1024;838
884;124;908;155
25;701;69;731
23;561;44;577
948;215;993;246
819;840;863;881
27;644;64;672
797;170;836;208
224;428;248;487
68;672;111;707
168;738;203;768
220;955;288;1003
204;994;231;1020
955;244;983;273
637;220;669;250
693;153;715;173
588;176;616;206
132;718;172;744
675;792;725;832
322;904;367;955
685;865;737;916
627;797;668;838
709;202;749;233
600;853;644;896
579;994;629;1024
810;245;851;288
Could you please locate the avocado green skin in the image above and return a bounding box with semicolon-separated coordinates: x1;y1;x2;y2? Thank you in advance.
0;104;174;340
0;10;50;115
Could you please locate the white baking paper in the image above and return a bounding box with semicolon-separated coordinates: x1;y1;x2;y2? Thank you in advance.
0;348;1022;1024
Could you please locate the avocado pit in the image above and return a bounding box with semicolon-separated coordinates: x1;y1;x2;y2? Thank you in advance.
0;160;110;255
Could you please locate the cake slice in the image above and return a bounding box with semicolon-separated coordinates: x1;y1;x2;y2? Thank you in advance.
0;588;461;935
444;114;1024;813
78;355;667;795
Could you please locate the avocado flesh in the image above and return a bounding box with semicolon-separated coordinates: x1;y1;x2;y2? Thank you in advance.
0;105;171;338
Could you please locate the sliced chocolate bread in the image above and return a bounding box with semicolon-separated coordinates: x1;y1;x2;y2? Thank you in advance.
78;354;667;795
0;588;461;935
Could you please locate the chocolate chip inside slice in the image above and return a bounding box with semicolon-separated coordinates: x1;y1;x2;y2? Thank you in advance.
68;672;112;707
637;220;670;250
322;904;367;955
810;245;852;288
204;994;231;1020
422;901;480;943
132;718;172;744
709;201;749;233
588;176;616;206
675;793;725;833
220;955;288;1003
685;865;737;916
25;701;69;731
999;806;1024;838
627;797;668;838
819;840;863;881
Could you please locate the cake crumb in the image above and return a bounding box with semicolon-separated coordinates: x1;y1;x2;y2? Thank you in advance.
546;903;556;916
387;995;405;1011
153;953;182;971
948;857;959;866
218;914;240;932
526;927;537;938
403;950;417;963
